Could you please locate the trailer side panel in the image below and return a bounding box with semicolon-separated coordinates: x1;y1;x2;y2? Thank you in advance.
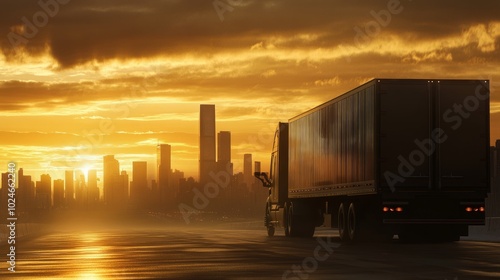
288;83;376;198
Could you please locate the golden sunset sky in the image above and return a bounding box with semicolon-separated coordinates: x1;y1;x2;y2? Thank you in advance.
1;0;499;185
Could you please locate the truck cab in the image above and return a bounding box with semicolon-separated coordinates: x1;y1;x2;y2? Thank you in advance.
255;122;288;236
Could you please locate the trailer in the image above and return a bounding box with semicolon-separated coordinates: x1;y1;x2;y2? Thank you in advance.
255;79;490;242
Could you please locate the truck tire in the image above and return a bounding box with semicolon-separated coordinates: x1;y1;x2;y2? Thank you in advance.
287;202;297;237
338;203;348;242
287;202;315;238
347;203;359;242
265;205;275;237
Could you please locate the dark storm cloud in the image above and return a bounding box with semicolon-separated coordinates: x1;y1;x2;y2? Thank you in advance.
1;0;499;68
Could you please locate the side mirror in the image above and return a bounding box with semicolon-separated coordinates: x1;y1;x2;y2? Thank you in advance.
254;172;272;188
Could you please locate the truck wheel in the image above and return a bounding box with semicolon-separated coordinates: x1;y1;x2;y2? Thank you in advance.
338;203;348;242
287;202;315;238
287;202;298;237
267;225;275;237
265;205;275;237
347;203;359;242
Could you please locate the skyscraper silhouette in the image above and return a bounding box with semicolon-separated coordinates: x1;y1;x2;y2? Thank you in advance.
170;169;185;205
87;170;99;204
1;173;7;189
37;174;52;209
118;170;129;206
157;144;171;208
244;154;253;188
200;104;216;185
74;172;86;207
132;161;148;206
18;168;35;214
103;155;119;206
217;131;233;176
254;161;261;177
65;170;74;205
53;179;64;208
1;173;9;219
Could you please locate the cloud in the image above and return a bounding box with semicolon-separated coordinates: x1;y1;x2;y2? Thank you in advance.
315;76;341;86
491;102;500;114
120;112;199;122
261;69;277;78
1;0;499;68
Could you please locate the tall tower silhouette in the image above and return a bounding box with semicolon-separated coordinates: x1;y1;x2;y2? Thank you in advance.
158;144;172;208
38;174;52;209
103;155;119;206
244;154;253;188
87;170;99;204
132;161;148;206
200;104;216;185
118;170;129;207
64;170;74;205
217;131;233;175
53;179;64;208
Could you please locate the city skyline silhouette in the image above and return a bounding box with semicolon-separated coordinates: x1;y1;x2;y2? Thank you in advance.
0;104;269;215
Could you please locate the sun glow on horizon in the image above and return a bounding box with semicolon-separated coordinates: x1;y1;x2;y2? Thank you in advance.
80;164;93;181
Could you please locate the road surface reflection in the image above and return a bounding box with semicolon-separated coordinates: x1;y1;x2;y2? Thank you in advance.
3;217;500;279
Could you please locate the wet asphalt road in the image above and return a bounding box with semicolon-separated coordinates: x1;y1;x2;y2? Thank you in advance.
1;213;500;280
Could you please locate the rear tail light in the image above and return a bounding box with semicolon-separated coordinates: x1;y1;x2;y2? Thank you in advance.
383;206;404;212
464;206;485;212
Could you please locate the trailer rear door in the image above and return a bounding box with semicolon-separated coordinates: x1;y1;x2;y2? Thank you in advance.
436;80;489;190
379;80;433;191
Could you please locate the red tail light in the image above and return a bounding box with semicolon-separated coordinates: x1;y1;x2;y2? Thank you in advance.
464;206;484;212
383;206;404;213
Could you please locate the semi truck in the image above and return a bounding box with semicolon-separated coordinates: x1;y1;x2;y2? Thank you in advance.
255;79;490;242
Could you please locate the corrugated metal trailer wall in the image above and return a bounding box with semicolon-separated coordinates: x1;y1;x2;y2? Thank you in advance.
289;79;490;199
288;82;376;198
